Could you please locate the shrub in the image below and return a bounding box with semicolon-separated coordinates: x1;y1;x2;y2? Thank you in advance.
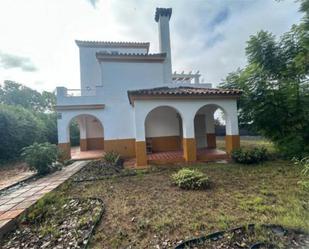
103;151;123;166
294;156;309;190
0;104;46;162
231;147;268;164
21;142;59;175
171;168;210;190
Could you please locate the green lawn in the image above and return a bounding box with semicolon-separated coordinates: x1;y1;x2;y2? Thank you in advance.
57;159;308;248
217;136;277;154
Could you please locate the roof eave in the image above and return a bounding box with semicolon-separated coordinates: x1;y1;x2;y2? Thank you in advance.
127;94;242;106
96;53;166;63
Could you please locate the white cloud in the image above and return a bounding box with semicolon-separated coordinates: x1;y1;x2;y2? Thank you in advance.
0;51;37;71
0;0;302;91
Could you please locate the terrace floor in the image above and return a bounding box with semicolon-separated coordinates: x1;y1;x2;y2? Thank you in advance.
71;147;228;166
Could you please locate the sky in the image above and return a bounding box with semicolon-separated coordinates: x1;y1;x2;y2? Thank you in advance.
0;0;303;92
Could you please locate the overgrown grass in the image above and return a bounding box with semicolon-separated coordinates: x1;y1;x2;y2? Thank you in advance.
62;160;309;248
217;136;276;155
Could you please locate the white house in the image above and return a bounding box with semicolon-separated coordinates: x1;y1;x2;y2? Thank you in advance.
56;8;241;167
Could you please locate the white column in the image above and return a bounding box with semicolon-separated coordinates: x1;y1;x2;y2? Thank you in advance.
225;102;239;135
57;114;70;144
77;116;87;139
134;107;146;142
182;116;195;138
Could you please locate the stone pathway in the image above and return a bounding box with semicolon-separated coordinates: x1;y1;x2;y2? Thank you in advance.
0;160;88;238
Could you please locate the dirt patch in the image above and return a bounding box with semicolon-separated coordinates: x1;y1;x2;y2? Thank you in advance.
1;193;104;249
0;162;34;191
64;161;309;248
177;225;309;249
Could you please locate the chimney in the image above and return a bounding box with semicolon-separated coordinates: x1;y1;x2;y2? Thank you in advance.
155;8;172;83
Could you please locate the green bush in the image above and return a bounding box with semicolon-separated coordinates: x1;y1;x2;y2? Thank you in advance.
103;151;122;166
21;142;60;175
294;156;309;190
171;168;210;190
231;147;268;164
0;104;46;162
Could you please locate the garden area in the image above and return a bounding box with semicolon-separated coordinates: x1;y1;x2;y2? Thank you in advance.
1;137;309;248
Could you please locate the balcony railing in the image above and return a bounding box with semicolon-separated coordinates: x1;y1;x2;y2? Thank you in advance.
56;86;104;107
65;88;96;97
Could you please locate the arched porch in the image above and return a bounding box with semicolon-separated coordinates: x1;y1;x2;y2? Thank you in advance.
57;111;105;160
132;98;241;167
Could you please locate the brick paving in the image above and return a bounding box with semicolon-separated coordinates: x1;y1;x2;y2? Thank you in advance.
124;148;228;167
70;148;227;166
0;160;88;238
71;147;105;160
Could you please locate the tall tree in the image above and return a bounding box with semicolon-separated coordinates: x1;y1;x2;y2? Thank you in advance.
0;80;55;112
221;0;309;157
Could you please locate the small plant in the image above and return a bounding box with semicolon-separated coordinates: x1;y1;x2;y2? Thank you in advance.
294;156;309;190
171;168;210;190
231;147;268;164
21;142;60;175
103;151;122;166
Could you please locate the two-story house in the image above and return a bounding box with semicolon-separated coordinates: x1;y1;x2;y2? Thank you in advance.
56;8;241;167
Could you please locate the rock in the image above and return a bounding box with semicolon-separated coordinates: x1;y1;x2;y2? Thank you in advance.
41;241;50;248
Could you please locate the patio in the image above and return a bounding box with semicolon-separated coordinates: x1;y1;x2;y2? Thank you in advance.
71;147;228;166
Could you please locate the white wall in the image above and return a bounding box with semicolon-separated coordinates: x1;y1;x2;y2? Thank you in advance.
145;106;180;137
85;115;104;138
79;46;148;90
96;60;165;140
194;114;206;148
133;98;239;142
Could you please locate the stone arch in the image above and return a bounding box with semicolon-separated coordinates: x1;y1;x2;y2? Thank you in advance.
144;105;183;153
193;103;239;154
68;113;104;150
57;112;104;160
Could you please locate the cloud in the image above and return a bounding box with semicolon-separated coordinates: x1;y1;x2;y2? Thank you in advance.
0;52;37;72
0;0;302;91
86;0;99;8
208;7;230;29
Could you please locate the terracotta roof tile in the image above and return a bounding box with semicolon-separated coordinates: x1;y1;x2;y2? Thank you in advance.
75;40;150;50
128;86;242;104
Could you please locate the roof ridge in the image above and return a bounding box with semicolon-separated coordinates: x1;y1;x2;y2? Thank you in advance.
75;40;150;49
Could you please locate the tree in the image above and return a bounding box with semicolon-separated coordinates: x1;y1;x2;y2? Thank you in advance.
0;104;46;161
221;0;309;157
0;81;58;162
0;80;55;112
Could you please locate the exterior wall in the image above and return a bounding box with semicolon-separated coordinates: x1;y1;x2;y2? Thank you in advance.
86;138;104;150
148;136;181;152
98;61;165;140
85;115;103;139
79;46;148;90
104;138;135;158
145;106;180;137
145;106;182;152
194;114;206;149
